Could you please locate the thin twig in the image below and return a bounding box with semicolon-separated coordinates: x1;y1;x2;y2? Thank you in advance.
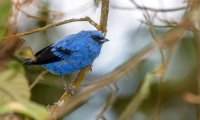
110;4;187;12
3;17;100;39
143;11;165;120
14;2;47;21
139;20;175;28
118;71;155;120
28;70;48;91
14;2;65;21
130;0;187;12
96;84;119;120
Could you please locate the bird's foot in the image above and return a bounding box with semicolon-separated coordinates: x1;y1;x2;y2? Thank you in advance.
64;86;74;96
88;64;93;72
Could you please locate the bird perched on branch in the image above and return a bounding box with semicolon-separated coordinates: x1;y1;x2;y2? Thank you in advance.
23;30;109;95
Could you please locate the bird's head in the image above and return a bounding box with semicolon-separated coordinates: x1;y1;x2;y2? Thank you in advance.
78;30;109;44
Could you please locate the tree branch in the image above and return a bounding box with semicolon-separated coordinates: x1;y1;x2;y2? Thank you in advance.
3;17;99;39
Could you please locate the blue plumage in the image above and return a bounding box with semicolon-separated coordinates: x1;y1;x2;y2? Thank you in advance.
23;30;109;94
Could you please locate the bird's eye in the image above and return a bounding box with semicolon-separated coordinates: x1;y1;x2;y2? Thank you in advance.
91;35;103;41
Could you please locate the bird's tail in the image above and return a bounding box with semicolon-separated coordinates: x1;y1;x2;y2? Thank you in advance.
23;60;35;67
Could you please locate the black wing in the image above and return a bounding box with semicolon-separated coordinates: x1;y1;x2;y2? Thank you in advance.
34;45;61;65
27;44;72;65
35;43;53;57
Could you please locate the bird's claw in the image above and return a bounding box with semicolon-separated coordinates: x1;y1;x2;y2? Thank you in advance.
64;86;74;96
88;64;93;72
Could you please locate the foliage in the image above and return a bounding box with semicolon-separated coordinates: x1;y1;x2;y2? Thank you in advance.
0;0;11;39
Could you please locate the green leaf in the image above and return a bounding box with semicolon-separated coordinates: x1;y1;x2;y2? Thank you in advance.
0;60;30;102
16;47;36;61
0;60;49;119
0;1;11;39
0;100;49;120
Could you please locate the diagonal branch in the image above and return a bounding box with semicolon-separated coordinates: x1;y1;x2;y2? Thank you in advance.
47;66;91;120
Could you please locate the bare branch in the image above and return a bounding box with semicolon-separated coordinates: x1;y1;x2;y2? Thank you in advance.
3;17;100;39
111;4;187;12
96;84;119;120
28;70;48;91
110;0;187;12
47;66;91;120
99;0;109;35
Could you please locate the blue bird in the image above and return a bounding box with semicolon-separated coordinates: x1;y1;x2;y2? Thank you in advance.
23;30;109;95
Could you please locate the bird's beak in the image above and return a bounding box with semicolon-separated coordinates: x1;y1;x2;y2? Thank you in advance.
100;38;109;43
